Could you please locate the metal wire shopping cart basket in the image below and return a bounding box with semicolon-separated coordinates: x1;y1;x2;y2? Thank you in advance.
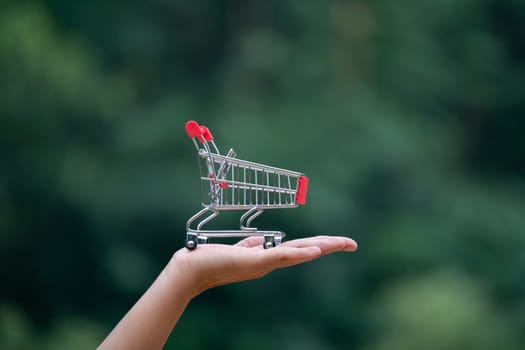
184;120;309;249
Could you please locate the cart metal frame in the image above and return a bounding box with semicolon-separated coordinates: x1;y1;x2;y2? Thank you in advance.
184;121;309;249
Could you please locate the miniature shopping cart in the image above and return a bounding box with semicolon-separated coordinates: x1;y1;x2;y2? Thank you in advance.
184;120;309;250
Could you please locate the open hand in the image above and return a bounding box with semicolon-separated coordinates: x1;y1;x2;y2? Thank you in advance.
170;235;358;298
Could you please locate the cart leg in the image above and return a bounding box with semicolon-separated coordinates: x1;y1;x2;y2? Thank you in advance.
186;207;219;232
240;207;264;231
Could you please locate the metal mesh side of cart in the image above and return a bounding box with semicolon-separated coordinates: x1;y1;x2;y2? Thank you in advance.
197;150;308;209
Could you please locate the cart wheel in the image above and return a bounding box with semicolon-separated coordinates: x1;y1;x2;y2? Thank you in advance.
263;240;275;249
185;239;197;250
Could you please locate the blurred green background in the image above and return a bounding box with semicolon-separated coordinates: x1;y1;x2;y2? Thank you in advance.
1;0;525;349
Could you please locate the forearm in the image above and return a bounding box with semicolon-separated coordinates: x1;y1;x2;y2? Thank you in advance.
97;256;194;350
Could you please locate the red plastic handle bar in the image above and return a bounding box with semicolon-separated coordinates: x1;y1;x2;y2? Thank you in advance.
201;126;213;141
295;175;309;205
185;120;201;139
185;120;213;142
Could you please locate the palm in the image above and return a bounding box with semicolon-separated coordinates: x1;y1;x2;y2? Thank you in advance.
173;236;357;295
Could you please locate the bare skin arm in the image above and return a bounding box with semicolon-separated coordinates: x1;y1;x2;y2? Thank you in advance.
97;235;357;350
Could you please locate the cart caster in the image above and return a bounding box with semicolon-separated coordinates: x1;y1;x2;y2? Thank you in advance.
274;233;284;246
185;239;197;250
263;235;276;249
264;241;275;249
185;233;199;250
185;234;210;250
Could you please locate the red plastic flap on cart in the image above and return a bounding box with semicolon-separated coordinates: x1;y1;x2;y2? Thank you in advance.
295;175;309;205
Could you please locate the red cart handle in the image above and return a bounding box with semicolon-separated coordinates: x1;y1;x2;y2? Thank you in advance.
185;120;214;142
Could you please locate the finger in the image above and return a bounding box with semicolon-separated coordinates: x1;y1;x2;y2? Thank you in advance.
281;235;358;254
259;246;322;269
308;236;358;252
282;235;357;250
234;236;265;248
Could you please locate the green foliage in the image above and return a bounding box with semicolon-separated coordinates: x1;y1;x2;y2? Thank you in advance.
0;305;104;350
1;0;524;349
365;271;521;350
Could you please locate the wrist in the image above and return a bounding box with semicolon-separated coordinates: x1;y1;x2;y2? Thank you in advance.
163;250;202;301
